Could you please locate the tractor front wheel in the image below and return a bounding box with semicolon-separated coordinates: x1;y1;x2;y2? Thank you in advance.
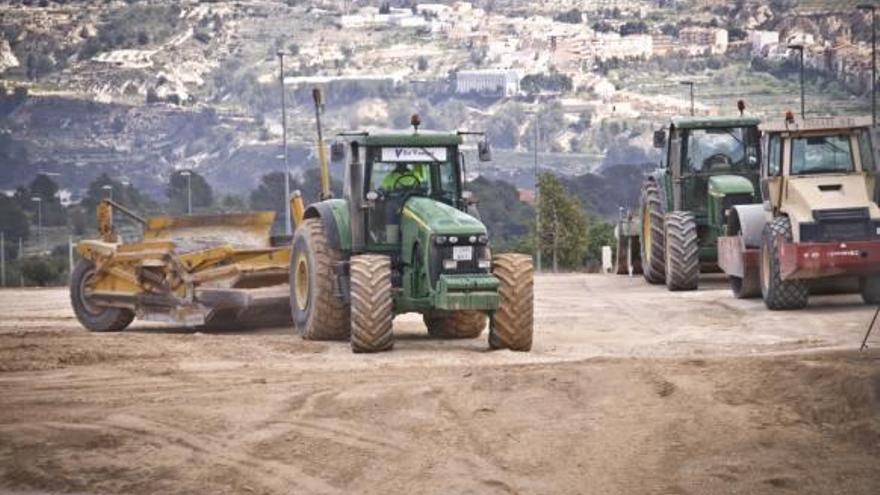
663;211;699;291
489;254;533;352
290;218;350;340
640;180;666;284
70;260;134;332
424;311;486;339
350;254;394;353
759;217;808;310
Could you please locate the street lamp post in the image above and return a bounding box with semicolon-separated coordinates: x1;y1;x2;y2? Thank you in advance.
180;170;192;215
277;50;292;237
859;4;877;127
31;197;42;250
533;115;542;274
680;81;695;116
788;44;806;118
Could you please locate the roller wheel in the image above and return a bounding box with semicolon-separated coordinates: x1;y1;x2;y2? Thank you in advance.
290;218;350;340
664;211;699;291
70;260;134;332
640;180;666;284
860;276;880;305
489;254;533;352
424;311;486;339
759;217;808;310
350;254;394;353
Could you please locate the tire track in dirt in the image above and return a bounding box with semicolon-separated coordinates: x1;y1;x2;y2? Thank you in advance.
99;413;344;494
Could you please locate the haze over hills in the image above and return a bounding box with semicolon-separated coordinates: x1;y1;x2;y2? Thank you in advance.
0;0;874;212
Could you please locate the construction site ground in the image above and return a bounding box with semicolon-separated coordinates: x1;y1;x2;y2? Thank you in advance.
0;273;878;494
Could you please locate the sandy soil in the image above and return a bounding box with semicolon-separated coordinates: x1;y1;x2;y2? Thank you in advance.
0;274;878;494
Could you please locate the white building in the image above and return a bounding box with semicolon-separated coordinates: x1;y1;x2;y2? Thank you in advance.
748;30;779;55
455;69;520;97
679;27;728;55
590;33;653;61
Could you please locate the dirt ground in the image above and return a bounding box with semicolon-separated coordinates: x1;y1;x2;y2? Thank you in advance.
0;273;878;494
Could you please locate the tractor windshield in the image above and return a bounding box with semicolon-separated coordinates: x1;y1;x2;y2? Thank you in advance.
683;126;760;174
790;134;853;175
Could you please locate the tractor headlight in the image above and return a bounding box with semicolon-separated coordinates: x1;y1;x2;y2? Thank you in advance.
448;236;459;244
477;259;491;269
468;235;477;244
477;234;489;244
443;259;457;270
434;235;447;245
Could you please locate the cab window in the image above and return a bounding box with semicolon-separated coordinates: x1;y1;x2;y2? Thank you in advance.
767;134;781;176
790;134;853;175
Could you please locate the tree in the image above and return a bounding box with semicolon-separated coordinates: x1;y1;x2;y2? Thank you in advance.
537;173;588;270
27;174;66;226
0;195;30;260
20;255;65;286
467;176;534;251
250;171;295;234
524;102;566;152
167;170;213;214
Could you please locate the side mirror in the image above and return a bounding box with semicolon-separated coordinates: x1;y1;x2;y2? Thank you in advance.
653;129;667;149
478;139;492;162
330;141;345;163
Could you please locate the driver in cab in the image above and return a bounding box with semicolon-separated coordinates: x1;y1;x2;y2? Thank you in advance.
381;163;428;191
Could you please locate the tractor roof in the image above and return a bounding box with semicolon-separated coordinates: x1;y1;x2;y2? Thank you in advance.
340;130;463;147
760;116;872;133
671;116;761;130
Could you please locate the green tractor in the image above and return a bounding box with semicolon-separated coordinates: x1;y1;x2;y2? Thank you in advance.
619;116;763;290
289;116;533;353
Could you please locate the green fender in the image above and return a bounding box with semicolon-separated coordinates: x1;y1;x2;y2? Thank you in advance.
303;199;351;252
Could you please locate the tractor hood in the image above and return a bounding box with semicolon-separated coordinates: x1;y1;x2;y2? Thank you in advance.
402;196;486;236
708;174;755;197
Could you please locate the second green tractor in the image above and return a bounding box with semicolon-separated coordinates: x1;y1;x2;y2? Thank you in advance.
618;116;763;290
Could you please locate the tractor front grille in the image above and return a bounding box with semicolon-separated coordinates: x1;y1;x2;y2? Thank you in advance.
430;243;490;285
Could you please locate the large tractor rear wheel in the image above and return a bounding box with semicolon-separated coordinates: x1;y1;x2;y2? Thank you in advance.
70;260;135;332
860;276;880;305
639;180;666;284
759;217;808;310
663;211;699;291
424;311;486;339
290;218;350;340
489;254;533;352
350;254;394;353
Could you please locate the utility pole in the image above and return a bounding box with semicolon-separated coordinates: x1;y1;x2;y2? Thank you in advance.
533;116;542;273
680;81;695;116
859;4;877;127
788;44;806;118
278;50;292;237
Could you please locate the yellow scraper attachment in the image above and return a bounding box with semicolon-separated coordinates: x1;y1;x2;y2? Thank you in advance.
143;212;277;251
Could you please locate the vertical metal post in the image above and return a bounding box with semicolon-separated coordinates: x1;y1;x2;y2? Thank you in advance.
533;117;542;273
18;237;23;287
1;231;5;287
799;48;805;118
186;172;192;215
552;207;558;273
689;84;694;116
278;51;292;236
68;235;74;283
873;7;877;127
